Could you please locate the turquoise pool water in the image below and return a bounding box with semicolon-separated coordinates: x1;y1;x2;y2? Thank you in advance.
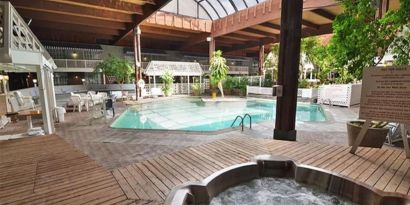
111;98;326;131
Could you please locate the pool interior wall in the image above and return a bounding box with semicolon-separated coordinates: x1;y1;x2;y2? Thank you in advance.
111;98;327;131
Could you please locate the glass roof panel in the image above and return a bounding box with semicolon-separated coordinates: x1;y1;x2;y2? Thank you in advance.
200;1;220;20
233;0;247;10
207;0;228;17
161;0;266;20
244;0;258;7
219;0;236;14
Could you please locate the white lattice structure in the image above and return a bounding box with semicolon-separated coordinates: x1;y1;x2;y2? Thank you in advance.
0;2;57;134
318;84;362;107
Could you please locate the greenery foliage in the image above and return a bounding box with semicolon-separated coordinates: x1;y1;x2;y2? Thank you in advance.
329;0;410;79
389;27;410;65
96;55;133;84
209;50;229;97
160;70;174;96
191;77;201;96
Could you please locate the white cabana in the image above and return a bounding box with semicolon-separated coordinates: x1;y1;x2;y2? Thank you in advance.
0;2;57;134
144;61;203;94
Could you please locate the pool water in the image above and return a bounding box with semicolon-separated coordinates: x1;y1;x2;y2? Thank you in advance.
111;98;326;131
210;178;356;205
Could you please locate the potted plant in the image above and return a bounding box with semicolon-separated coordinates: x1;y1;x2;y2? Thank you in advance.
346;121;389;148
160;70;174;97
209;50;229;99
191;77;201;96
223;76;234;96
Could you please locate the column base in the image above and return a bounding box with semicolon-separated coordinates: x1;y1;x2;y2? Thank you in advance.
273;129;297;141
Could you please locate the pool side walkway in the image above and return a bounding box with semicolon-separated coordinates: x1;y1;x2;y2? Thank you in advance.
1;135;409;204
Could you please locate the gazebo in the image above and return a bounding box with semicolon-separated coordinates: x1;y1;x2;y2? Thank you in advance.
0;2;57;134
144;61;203;94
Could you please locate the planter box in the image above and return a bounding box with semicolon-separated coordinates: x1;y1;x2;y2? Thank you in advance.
318;84;361;107
347;121;389;148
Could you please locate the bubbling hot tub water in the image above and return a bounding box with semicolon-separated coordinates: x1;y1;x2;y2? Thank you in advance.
210;178;356;205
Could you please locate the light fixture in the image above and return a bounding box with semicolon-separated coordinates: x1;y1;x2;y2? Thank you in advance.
81;78;85;82
72;52;78;58
32;79;37;84
143;57;148;61
206;37;212;42
75;76;78;79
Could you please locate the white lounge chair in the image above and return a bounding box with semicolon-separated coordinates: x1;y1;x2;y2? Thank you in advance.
87;91;103;105
67;93;85;112
8;91;34;112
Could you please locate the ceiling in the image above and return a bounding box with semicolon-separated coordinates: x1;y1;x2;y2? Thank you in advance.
9;0;171;45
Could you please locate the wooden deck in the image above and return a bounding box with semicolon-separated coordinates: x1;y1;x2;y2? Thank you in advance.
114;137;410;202
0;135;159;205
1;135;410;204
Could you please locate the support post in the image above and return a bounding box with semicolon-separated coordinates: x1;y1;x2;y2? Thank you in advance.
209;37;215;65
37;67;53;134
188;75;190;94
401;124;410;158
200;75;202;94
133;26;142;101
350;120;371;154
273;0;303;141
259;44;265;76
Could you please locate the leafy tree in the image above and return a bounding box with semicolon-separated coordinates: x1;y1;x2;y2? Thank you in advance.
264;44;279;83
329;0;410;79
389;27;410;65
96;55;134;85
160;70;174;96
209;50;229;97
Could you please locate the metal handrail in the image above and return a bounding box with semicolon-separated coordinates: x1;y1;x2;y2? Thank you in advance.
242;113;252;130
231;115;244;128
231;114;252;132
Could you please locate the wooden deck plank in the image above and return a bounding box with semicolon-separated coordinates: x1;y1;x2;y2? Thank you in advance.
2;135;410;205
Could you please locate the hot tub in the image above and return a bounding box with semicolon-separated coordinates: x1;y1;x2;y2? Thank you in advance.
165;155;410;205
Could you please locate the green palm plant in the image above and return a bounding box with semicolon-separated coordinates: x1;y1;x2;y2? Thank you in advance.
160;70;174;96
209;50;229;97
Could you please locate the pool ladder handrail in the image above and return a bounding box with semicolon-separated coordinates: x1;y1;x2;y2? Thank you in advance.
231;113;252;131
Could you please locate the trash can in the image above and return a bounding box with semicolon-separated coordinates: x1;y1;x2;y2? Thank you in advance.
55;107;66;122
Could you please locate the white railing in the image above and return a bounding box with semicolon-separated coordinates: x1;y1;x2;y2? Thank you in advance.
54;59;102;69
201;65;249;74
0;2;53;61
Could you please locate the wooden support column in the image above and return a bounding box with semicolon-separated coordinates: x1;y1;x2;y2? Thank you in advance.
274;0;303;141
208;37;215;64
259;44;265;76
377;0;389;18
133;27;142;100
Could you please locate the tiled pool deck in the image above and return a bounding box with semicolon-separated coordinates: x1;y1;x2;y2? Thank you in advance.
1;97;409;204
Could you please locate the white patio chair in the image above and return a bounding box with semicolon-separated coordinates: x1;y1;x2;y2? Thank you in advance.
8;91;34;112
67;93;85;112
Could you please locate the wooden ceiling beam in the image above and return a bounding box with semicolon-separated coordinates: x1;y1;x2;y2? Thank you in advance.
179;33;211;50
212;0;337;37
224;23;332;52
30;20;121;36
33;29;113;43
141;33;187;42
301;19;320;30
11;0;134;22
311;9;336;20
139;25;192;38
46;0;144;14
17;9;127;30
242;28;276;37
113;0;170;45
260;22;281;30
